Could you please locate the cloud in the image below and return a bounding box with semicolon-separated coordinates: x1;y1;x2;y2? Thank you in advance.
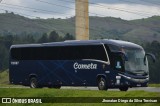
89;3;160;20
0;0;160;20
0;0;75;19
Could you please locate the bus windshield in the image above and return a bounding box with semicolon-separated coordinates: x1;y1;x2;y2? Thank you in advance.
124;48;149;75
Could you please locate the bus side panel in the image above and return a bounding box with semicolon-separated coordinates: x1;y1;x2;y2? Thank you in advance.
9;60;45;85
70;60;111;86
9;60;111;87
10;60;84;86
37;60;79;86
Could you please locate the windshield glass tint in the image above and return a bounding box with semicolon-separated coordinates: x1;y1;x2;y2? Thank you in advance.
124;48;148;74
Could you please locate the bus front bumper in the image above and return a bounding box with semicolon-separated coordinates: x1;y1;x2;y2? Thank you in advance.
115;73;149;87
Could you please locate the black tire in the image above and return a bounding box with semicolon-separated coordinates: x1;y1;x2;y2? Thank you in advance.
30;77;39;88
119;87;128;91
98;77;108;90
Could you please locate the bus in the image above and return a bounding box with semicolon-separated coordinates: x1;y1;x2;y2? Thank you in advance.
9;39;155;91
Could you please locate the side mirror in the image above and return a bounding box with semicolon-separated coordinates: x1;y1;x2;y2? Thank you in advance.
144;53;156;64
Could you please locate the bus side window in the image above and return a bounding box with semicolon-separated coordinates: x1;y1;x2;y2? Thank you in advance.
90;45;108;62
11;48;21;60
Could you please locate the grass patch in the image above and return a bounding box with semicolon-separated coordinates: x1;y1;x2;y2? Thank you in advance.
0;88;159;97
0;89;159;106
0;70;9;85
0;70;23;87
0;70;160;106
149;84;160;87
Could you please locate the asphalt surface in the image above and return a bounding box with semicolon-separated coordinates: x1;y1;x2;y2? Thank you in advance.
61;87;160;92
0;86;160;92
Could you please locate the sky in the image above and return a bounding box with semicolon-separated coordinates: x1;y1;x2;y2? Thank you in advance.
0;0;160;20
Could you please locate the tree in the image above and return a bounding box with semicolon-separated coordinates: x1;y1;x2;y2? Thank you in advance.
13;34;35;44
3;35;13;49
63;33;75;41
48;31;59;42
0;44;8;70
38;33;48;43
25;35;35;43
143;40;160;83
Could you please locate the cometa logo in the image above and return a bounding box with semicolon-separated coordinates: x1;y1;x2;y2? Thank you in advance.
73;62;97;70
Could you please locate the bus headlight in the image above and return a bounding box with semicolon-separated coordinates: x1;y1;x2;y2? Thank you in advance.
116;76;121;79
116;76;121;85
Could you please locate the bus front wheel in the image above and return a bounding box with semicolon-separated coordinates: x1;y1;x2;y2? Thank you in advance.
30;77;39;88
98;77;108;90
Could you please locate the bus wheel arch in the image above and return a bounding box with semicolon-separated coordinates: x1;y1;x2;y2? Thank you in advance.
96;75;108;90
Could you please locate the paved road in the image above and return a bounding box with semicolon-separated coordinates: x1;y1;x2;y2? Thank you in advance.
0;86;160;92
61;87;160;92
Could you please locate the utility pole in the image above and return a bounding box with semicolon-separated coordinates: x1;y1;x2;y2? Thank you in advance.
76;0;89;40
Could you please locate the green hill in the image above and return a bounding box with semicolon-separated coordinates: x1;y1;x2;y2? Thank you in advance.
0;13;160;42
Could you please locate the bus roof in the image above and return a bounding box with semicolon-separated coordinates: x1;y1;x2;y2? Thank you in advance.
10;39;142;49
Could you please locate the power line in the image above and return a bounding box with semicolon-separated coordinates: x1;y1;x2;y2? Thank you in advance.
0;9;103;35
0;5;131;32
0;5;71;18
35;0;150;17
0;0;158;41
0;6;152;34
118;0;160;14
0;9;72;32
0;0;150;27
0;8;37;18
1;0;158;19
1;8;158;41
119;0;143;4
0;1;158;36
68;0;158;16
0;2;98;19
0;5;96;31
0;3;72;17
87;0;159;16
119;0;160;6
59;0;157;16
138;0;160;5
1;8;128;39
35;0;102;17
34;0;158;28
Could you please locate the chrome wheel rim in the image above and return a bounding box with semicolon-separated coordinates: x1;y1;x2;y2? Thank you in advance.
31;79;36;88
99;80;105;89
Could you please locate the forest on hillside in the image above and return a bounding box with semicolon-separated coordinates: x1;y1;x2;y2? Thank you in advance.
1;13;160;42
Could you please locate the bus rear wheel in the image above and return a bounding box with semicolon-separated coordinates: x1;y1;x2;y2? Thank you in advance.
98;77;108;90
30;77;39;88
119;87;128;91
